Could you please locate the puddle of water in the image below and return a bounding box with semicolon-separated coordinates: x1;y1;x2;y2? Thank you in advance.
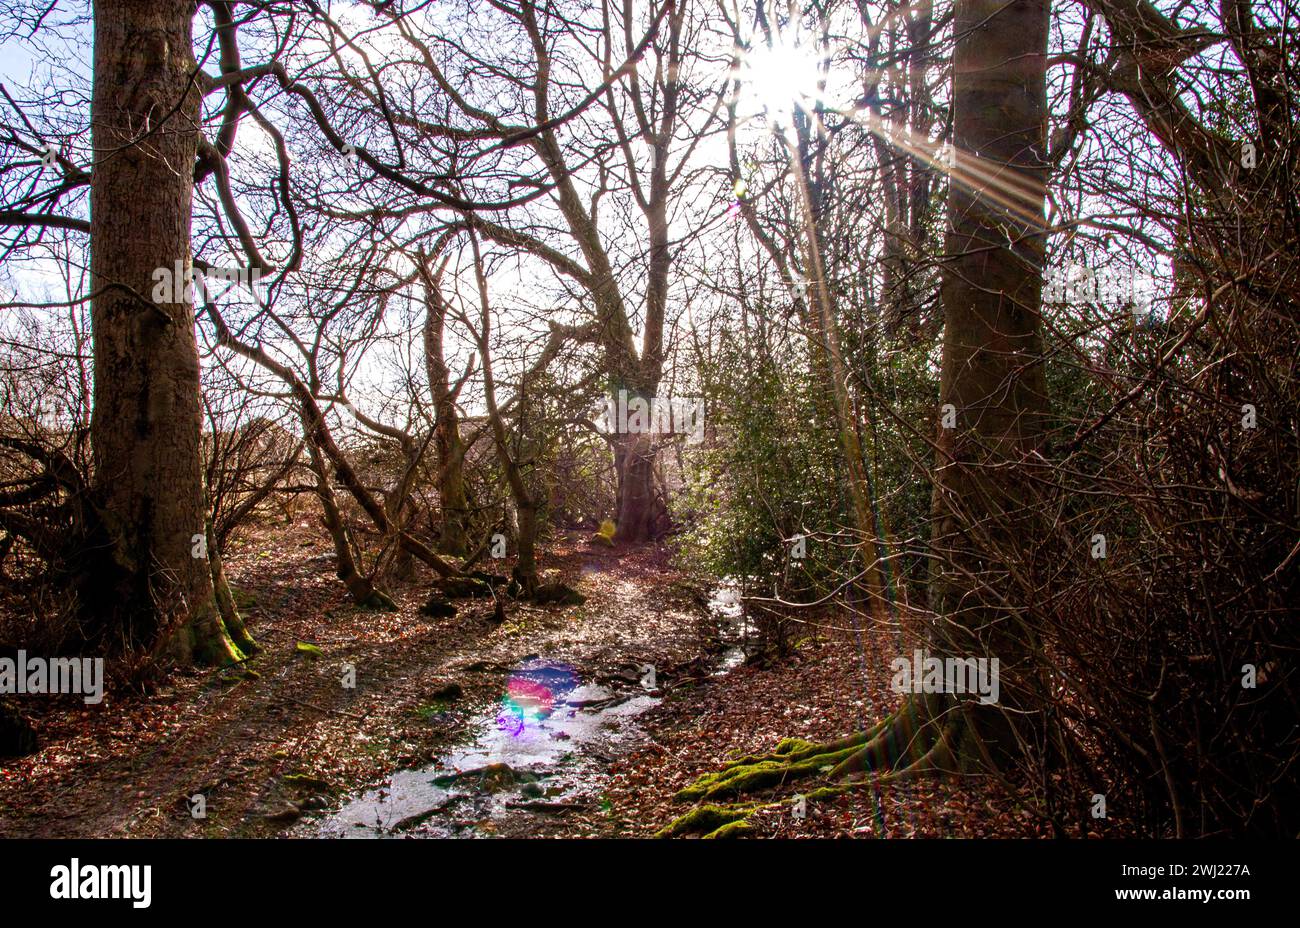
306;659;659;838
709;578;754;675
304;583;747;838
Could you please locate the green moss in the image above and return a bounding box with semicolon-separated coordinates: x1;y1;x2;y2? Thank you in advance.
675;743;861;801
722;737;820;770
226;622;259;656
414;699;455;719
703;819;753;839
774;737;820;756
283;773;334;793
656;803;753;838
185;608;247;668
194;633;245;668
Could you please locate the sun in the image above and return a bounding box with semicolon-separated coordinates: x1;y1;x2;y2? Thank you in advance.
737;34;825;124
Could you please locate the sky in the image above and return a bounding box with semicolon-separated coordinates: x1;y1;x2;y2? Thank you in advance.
0;0;1196;433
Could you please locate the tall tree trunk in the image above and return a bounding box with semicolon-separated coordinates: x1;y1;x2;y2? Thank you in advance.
512;495;540;598
512;2;683;545
928;0;1052;761
89;0;248;664
613;427;662;543
612;34;677;546
421;264;472;557
468;236;540;596
672;0;1055;800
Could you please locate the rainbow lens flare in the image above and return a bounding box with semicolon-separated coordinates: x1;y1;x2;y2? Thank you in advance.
496;660;578;736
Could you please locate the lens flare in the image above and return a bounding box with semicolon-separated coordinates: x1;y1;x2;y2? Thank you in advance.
496;660;578;736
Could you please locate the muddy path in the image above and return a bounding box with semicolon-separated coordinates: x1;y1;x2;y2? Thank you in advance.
0;524;729;838
302;662;664;838
300;580;746;839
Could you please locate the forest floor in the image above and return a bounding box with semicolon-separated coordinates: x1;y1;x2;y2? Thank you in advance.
0;518;1045;838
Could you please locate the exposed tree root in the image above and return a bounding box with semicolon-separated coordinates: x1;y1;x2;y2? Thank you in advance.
671;697;967;817
674;740;865;802
704;819;753;838
655;801;771;838
829;699;964;782
356;588;399;612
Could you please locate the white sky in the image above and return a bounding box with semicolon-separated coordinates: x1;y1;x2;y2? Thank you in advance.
0;0;1220;430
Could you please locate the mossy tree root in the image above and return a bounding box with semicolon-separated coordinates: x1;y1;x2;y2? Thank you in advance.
655;802;770;838
674;741;866;802
828;695;966;782
674;697;965;806
717;721;890;772
208;519;258;657
830;716;963;783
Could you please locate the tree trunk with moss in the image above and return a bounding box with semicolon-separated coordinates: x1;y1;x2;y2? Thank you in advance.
923;0;1051;765
667;0;1052;825
88;0;250;665
205;516;257;656
808;0;1054;781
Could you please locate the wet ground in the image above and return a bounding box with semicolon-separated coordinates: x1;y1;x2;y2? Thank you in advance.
0;520;1042;838
0;526;726;838
304;662;659;837
301;582;748;838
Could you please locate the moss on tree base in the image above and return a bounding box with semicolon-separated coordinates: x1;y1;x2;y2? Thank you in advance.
656;802;765;838
663;698;972;834
167;599;253;668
